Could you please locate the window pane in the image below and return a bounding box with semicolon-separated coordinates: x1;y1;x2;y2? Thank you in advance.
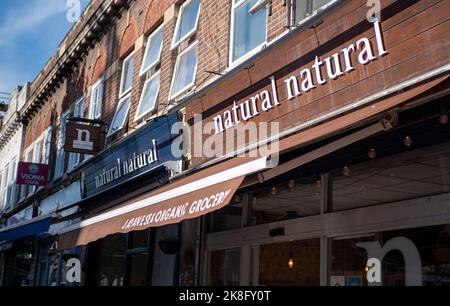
109;95;131;134
232;0;267;62
44;129;52;164
11;246;34;286
209;248;240;286
55;113;68;178
259;239;320;285
170;43;198;98
120;54;135;96
129;253;148;286
136;73;160;119
69;100;84;169
295;0;333;23
207;198;242;233
331;236;373;286
3;167;9;204
96;234;126;286
173;0;201;46
141;26;164;75
332;142;450;212
248;176;321;226
130;229;149;249
91;80;104;119
151;224;178;285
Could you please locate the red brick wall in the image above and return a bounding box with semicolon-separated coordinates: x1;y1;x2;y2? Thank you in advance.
22;0;292;165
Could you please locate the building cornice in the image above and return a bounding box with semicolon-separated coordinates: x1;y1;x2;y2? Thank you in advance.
0;112;21;150
20;0;131;123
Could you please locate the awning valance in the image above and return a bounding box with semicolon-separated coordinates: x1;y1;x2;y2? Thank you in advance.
0;214;54;244
57;156;272;249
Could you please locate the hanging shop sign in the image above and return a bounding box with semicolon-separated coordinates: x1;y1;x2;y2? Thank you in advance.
83;113;181;198
17;162;49;186
64;121;103;154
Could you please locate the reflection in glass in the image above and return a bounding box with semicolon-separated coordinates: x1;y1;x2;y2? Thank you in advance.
95;234;126;286
249;176;321;226
109;95;131;134
232;0;267;62
151;224;179;285
172;0;201;46
129;253;148;286
170;43;198;98
259;239;320;286
136;72;160;119
210;248;240;286
333;143;450;211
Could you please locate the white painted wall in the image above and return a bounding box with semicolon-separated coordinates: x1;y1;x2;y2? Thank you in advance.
0;85;28;213
0;125;23;213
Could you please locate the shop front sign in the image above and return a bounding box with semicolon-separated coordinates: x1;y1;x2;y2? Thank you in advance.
83;113;181;198
212;21;388;135
64;121;103;155
17;162;48;186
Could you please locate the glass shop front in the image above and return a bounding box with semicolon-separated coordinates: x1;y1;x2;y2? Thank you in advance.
203;94;450;286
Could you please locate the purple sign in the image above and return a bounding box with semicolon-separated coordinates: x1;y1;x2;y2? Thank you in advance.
17;162;48;186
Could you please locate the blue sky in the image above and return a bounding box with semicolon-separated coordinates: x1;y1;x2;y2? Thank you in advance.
0;0;89;95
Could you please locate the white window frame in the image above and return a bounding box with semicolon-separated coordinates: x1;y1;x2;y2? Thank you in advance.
20;147;33;200
140;24;165;76
43;126;53;165
168;40;199;100
7;158;17;207
68;98;84;170
31;136;45;193
119;52;136;98
54;110;70;180
135;71;161;122
0;170;4;211
170;0;202;50
3;163;9;206
292;0;340;26
33;137;44;164
229;0;268;67
108;93;132;136
90;78;104;120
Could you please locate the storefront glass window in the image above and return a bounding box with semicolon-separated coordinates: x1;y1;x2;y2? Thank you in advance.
248;176;321;226
207;198;242;233
259;239;320;286
209;248;240;286
129;253;148;286
331;224;450;286
59;247;84;286
231;0;267;63
11;244;34;286
47;254;59;286
95;234;126;286
295;0;334;23
151;224;179;286
332;142;450;212
130;229;149;249
331;236;373;286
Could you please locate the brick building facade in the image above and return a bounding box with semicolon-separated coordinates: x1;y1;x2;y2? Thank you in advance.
0;0;449;286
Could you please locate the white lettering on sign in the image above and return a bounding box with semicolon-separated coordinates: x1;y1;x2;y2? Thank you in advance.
66;258;81;283
21;173;45;184
212;21;388;134
73;128;94;151
120;189;233;231
357;236;422;286
94;139;158;189
366;258;381;284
